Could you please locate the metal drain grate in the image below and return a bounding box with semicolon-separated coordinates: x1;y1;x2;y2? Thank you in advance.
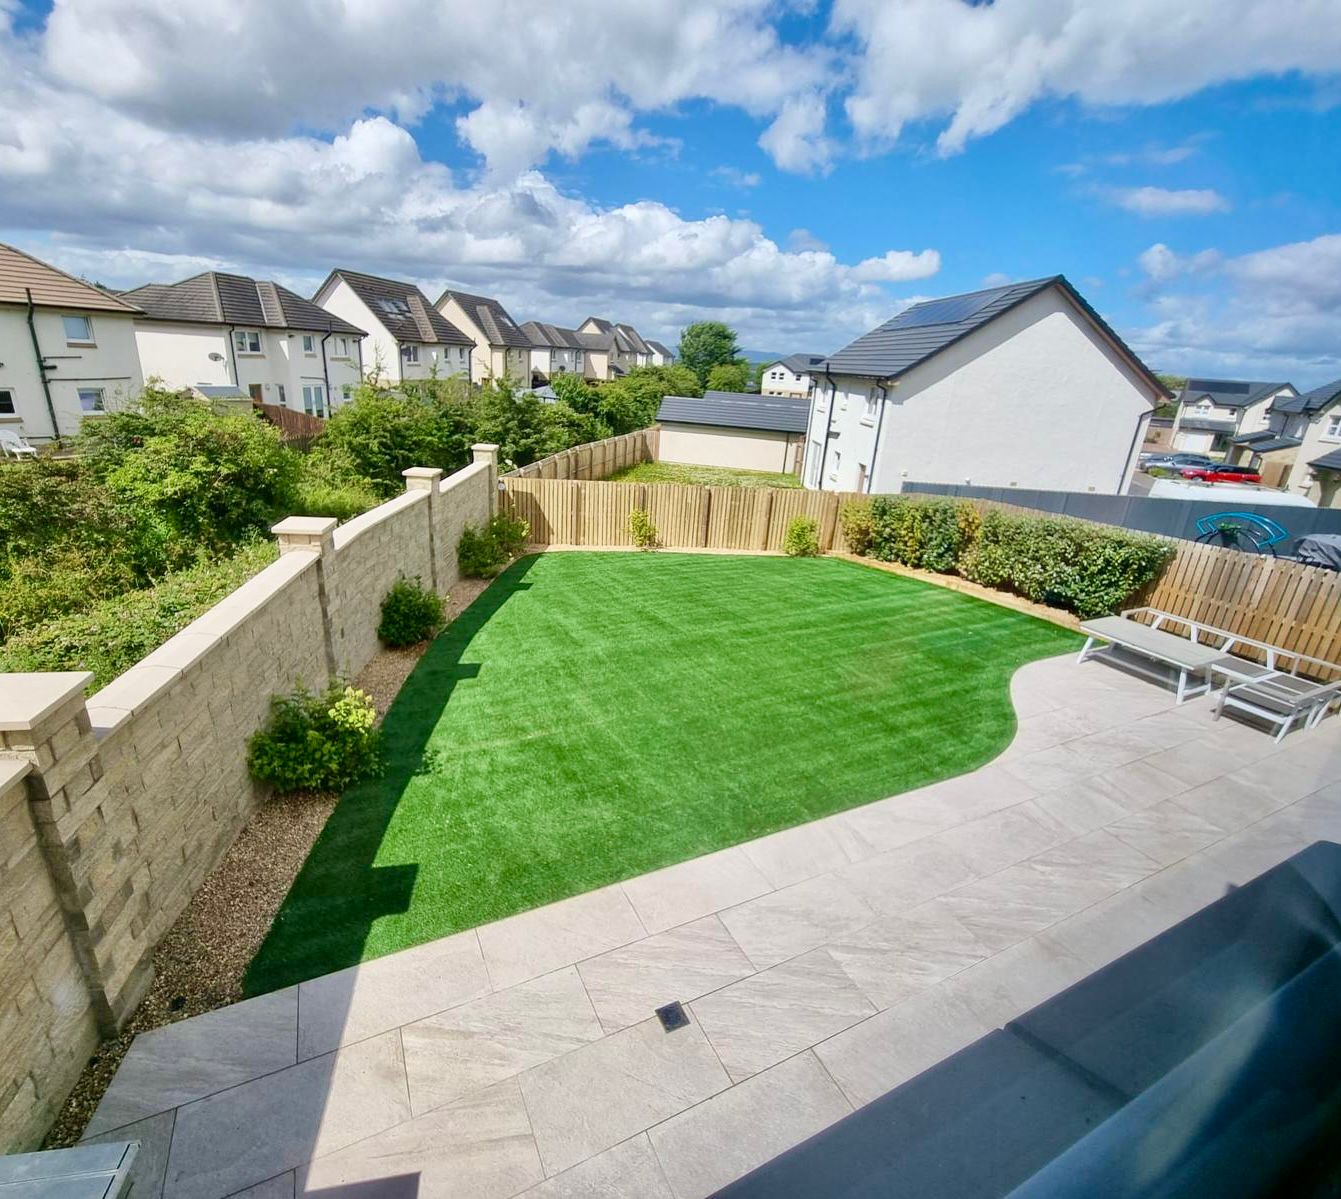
656;1001;689;1032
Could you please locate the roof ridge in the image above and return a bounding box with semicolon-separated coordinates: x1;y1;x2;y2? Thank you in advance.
0;241;143;314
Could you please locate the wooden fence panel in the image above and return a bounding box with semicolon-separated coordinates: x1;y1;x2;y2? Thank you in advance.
705;488;771;549
762;490;840;552
646;484;709;548
501;428;654;483
577;481;642;546
504;478;580;544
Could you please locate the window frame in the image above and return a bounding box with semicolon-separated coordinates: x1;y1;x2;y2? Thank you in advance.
0;389;15;415
233;328;263;355
62;314;95;345
402;343;420;364
78;387;106;414
1325;414;1341;440
301;334;316;354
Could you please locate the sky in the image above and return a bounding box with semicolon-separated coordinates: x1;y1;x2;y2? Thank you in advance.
2;0;1340;384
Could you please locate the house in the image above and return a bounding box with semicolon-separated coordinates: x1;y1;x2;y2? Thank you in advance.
761;353;825;399
805;276;1169;495
435;289;532;383
0;242;144;441
1235;378;1341;506
520;321;586;387
313;270;473;384
577;317;647;378
657;390;808;473
1170;378;1295;456
124;271;366;417
646;340;675;367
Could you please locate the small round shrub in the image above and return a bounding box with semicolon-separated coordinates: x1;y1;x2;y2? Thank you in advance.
838;500;874;555
378;576;444;647
784;515;820;557
629;507;658;550
457;512;531;578
248;682;382;793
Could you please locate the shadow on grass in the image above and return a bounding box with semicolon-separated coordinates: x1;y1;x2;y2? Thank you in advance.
243;556;538;997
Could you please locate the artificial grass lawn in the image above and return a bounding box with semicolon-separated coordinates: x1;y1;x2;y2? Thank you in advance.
607;460;802;488
246;552;1079;994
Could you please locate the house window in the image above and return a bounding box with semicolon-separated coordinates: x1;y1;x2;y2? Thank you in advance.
402;344;419;364
78;387;105;413
332;336;350;357
277;384;286;406
341;384;353;400
1326;414;1341;439
0;389;14;415
233;329;262;354
63;314;94;344
302;385;326;417
301;334;315;354
829;450;841;481
863;387;879;422
575;351;584;367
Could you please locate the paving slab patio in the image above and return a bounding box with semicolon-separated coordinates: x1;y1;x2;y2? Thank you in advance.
81;651;1341;1198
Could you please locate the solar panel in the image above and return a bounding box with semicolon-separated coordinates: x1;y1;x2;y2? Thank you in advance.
890;289;999;330
1187;379;1250;394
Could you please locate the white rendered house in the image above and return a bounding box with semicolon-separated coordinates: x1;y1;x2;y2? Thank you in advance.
1171;379;1296;455
520;321;586;386
805;276;1169;496
314;270;473;385
125;272;367;416
436;289;532;383
0;242;145;441
760;353;824;399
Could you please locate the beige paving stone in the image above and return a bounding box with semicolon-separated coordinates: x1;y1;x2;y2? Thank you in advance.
740;817;854;888
717;872;875;970
518;1135;673;1198
621;847;772;935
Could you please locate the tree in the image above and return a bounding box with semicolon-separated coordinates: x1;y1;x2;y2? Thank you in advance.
591;364;702;434
549;371;599;415
706;362;750;393
678;321;740;385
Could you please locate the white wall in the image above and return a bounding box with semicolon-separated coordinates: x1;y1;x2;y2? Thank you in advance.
659;423;799;472
760;363;812;398
1287;406;1341;496
0;306;143;440
808;287;1158;495
318;278;468;385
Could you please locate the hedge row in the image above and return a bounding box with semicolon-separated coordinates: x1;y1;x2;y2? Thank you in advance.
842;496;1174;619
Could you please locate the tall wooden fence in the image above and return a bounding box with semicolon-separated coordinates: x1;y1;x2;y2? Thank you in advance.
502;478;1341;666
254;401;324;449
504;427;658;481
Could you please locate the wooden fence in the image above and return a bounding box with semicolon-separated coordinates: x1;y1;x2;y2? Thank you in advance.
504;427;658;481
502;477;1341;666
254;401;324;449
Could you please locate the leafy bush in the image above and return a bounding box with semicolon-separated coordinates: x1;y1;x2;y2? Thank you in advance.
0;540;278;687
851;496;1172;619
290;448;381;522
628;508;658;550
248;682;382;794
838;499;874;556
783;515;820;557
378;576;444;647
457;512;531;577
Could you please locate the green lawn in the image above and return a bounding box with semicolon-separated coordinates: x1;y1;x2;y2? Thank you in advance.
607;461;802;488
245;553;1079;994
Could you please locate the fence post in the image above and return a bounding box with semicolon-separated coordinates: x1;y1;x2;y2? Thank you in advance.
272;516;338;679
0;673;131;1035
473;443;500;516
403;467;445;594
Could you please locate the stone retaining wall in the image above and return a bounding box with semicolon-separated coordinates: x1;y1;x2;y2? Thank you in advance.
0;447;497;1150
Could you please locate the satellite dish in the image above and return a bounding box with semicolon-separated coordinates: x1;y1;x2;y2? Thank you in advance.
208;352;224;362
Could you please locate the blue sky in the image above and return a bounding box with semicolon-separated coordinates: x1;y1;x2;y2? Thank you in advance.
2;0;1339;383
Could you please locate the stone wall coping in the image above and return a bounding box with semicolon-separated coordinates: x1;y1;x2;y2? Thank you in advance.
88;665;182;727
402;467;444;484
440;460;489;495
270;516;338;538
0;673;93;732
331;489;425;552
0;757;31;790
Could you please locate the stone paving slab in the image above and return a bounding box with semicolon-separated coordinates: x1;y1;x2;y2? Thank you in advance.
82;651;1341;1198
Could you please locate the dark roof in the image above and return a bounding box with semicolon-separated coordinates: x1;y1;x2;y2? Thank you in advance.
774;353;826;374
193;383;249;399
438;288;531;349
521;320;584;350
1231;429;1288;446
580;317;643;354
1245;436;1304;453
582;316;613;334
1176;379;1289;410
576;330;615;352
315;269;471;345
825;275;1169;399
125;271;364;335
1275;378;1341;416
1310;448;1341;472
1177;416;1238;432
615;323;651;355
657;390;809;433
646;340;674;358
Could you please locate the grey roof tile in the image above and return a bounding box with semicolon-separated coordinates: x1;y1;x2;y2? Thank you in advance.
520;320;585;349
1275;378;1341;416
1310;447;1341;471
439;288;532;348
126;271;365;335
317;269;470;345
775;353;826;374
657;390;809;433
1176;378;1289;410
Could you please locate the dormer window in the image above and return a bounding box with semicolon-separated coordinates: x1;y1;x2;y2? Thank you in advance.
233;329;262;354
63;314;94;345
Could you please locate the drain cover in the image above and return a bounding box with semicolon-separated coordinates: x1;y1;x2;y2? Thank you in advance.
656;1001;689;1032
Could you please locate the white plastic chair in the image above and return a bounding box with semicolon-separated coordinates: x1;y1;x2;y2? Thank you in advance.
0;429;37;459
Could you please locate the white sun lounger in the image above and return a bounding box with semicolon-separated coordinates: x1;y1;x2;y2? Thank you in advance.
1077;611;1229;703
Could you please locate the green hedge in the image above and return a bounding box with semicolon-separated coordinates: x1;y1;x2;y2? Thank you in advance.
0;540;279;689
853;496;1173;619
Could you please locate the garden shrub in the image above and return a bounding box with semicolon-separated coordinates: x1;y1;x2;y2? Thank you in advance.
378;576;444;647
457;512;531;577
248;682;382;794
838;499;874;555
628;508;658;550
855;497;1172;619
0;540;278;688
784;515;820;557
291;448;381;522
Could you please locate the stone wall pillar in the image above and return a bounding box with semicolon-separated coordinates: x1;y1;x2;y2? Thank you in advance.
0;673;134;1035
473;443;500;517
403;467;444;593
271;516;338;679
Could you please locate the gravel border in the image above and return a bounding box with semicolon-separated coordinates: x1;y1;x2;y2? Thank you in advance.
43;571;496;1148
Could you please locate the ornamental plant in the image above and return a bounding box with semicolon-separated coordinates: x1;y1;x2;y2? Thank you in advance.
378;576;444;647
457;512;531;577
783;515;820;557
248;682;382;793
628;508;658;550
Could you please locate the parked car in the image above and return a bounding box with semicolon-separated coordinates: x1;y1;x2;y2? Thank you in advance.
1180;464;1263;484
1141;452;1217;473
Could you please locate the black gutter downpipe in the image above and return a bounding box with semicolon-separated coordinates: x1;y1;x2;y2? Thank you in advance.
320;323;333;415
25;288;60;441
226;324;241;396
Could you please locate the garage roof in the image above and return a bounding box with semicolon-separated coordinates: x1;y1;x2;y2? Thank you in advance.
657;390;809;433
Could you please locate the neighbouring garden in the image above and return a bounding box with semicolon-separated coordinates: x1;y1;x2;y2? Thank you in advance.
245;551;1081;994
608;461;803;488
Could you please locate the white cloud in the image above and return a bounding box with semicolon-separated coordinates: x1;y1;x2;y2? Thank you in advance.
850;249;942;283
1131;233;1341;382
787;228;829;253
832;0;1341;155
758;93;834;175
711;166;762;188
1107;186;1230;216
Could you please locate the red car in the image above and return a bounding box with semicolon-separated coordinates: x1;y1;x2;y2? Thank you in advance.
1180;464;1263;484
